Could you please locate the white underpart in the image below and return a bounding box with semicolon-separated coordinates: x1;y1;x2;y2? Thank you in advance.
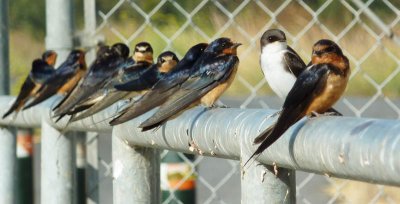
260;41;297;99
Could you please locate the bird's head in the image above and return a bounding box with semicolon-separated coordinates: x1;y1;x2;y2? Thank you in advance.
260;29;286;46
133;42;154;63
42;50;58;66
111;43;130;59
157;51;179;73
183;43;208;62
205;38;241;55
311;39;345;66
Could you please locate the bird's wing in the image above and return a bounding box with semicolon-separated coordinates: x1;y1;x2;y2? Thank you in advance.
138;55;238;131
53;57;125;117
249;65;330;163
23;65;78;110
2;76;37;118
108;67;195;126
284;46;306;77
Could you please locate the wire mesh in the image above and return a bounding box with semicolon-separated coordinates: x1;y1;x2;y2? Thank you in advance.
84;0;400;203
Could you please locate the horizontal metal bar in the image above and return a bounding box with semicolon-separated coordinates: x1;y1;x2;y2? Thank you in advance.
0;95;399;187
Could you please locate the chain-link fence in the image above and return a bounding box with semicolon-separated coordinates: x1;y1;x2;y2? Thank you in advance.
78;0;399;203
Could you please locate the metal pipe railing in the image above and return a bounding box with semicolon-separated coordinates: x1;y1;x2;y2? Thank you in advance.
1;95;400;202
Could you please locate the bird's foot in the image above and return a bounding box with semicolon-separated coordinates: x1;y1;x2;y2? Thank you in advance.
310;111;321;118
266;110;281;119
324;108;342;116
205;104;229;110
323;111;342;116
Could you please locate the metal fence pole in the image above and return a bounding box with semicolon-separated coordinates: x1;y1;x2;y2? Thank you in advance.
41;120;74;204
83;1;99;203
0;0;10;94
86;132;99;204
43;0;74;203
241;154;295;203
0;127;16;204
0;1;16;204
75;133;86;204
240;121;296;204
112;129;161;204
45;0;74;62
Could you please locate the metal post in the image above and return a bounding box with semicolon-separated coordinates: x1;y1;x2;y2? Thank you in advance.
43;0;75;203
45;0;74;62
83;2;99;203
0;0;10;94
16;129;34;204
83;0;97;62
0;1;16;204
241;154;295;203
0;127;16;204
75;133;86;204
86;132;99;204
41;120;74;204
112;128;161;204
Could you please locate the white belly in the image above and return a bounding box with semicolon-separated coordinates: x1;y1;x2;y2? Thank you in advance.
260;44;297;99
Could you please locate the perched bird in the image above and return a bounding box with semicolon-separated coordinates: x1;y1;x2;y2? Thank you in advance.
70;51;179;121
124;38;241;131
246;39;350;165
23;50;86;110
260;29;306;99
52;43;130;121
2;50;57;119
109;43;208;126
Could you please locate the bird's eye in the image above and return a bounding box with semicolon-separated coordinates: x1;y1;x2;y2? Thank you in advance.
161;59;165;63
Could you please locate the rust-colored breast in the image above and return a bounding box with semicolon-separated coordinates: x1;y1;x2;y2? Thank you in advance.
57;70;85;95
306;69;350;114
200;63;238;107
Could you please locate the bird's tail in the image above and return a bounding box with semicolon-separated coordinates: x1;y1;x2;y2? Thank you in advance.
2;104;19;119
253;121;276;144
243;107;304;167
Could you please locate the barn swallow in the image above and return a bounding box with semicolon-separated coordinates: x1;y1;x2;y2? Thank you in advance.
118;38;241;131
22;50;86;110
52;43;130;121
2;50;57;119
109;43;208;126
57;42;154;117
246;39;350;166
70;51;179;121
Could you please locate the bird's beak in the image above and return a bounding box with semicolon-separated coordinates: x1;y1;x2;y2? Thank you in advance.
232;42;242;49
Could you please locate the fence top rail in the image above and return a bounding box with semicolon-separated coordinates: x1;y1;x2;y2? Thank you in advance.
0;95;399;187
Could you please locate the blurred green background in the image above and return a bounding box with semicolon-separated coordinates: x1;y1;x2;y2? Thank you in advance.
8;0;400;97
